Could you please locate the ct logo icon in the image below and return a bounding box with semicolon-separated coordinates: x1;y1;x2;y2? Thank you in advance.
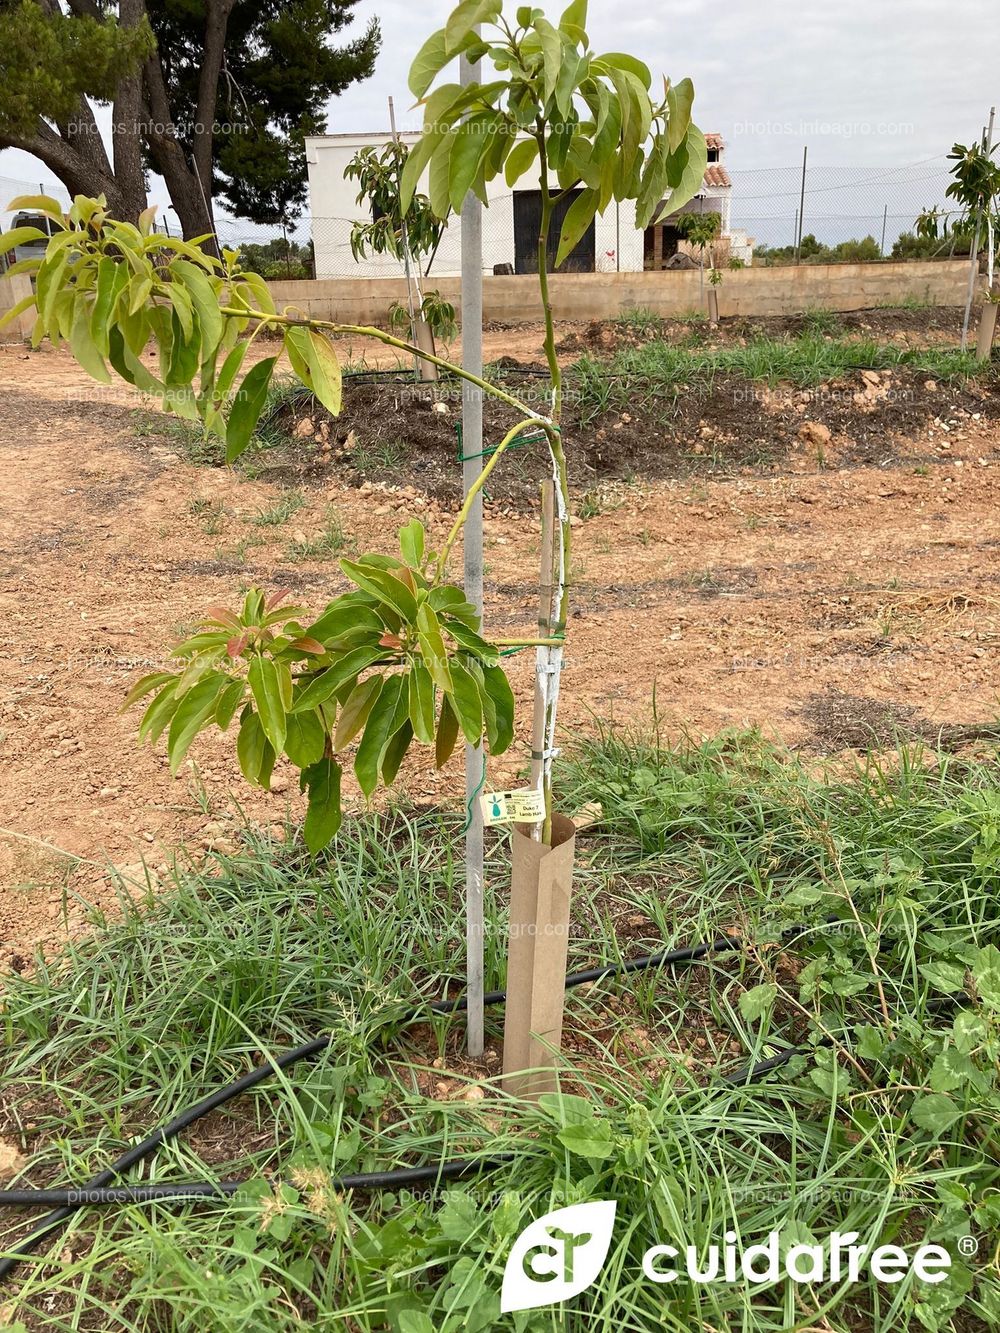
500;1201;618;1313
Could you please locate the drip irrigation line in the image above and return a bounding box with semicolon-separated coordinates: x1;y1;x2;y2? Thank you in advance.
0;916;951;1278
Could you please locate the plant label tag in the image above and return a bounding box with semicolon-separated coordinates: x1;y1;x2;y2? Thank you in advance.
481;788;546;826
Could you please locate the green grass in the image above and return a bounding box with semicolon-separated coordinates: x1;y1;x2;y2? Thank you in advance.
801;307;843;337
614;306;667;337
1;730;998;1330
250;490;306;527
569;333;988;425
284;506;351;562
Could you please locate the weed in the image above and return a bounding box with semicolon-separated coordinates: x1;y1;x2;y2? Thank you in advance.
250;490;306;527
350;437;406;475
802;307;843;337
615;305;665;337
2;732;998;1328
285;508;351;561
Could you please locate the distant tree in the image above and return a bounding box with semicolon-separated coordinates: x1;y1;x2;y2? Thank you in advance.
891;229;971;261
0;0;380;240
236;237;314;280
830;235;881;263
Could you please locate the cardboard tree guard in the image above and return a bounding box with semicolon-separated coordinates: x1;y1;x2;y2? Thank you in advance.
502;812;577;1099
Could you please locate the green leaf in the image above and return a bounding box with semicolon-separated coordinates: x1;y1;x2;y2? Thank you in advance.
248;657;287;754
428;130;457;218
504;136;539;187
738;982;777;1023
449;113;499;213
5;194;64;223
215;679;245;730
559;0;588;28
399;1311;436;1333
166;673;225;775
302;757;342;852
444;0;501;55
598;52;651;90
305;601;383;646
70;300;111;384
534;18;563;103
665;77;695;153
0;226;47;257
355;675;403;796
90;258;126;355
292;645;385;712
911;1094;960;1134
555;187;600;266
121;671;175;713
399;519;425;568
408;664;436;744
447;660;483;745
284;710;327;767
442;617;498;662
973;944;1000;1008
286;326;342;417
139;682;180;744
480;664;514;752
226;357;276;462
172;259;224;355
929;1047;979;1094
381;719;414;785
409;28;450;98
557;1120;615;1160
399;129;445;214
919;960;967;995
340;559;418;622
334;676;384;748
655;125;708;221
416;603;453;693
236;711;276;787
435;694;460;768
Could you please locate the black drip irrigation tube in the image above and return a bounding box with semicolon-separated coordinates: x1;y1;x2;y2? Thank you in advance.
0;919;886;1279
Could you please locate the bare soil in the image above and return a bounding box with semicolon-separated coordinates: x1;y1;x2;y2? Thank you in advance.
1;315;999;965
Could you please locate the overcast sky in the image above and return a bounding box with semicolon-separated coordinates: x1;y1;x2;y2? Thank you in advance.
1;0;997;209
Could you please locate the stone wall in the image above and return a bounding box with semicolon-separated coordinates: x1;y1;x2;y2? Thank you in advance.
266;260;973;328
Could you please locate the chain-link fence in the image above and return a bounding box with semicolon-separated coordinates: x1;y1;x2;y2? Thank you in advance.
2;153;971;280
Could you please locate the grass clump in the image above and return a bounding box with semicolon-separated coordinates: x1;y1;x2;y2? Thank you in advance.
284;507;351;561
569;333;989;425
1;731;998;1330
250;490;306;527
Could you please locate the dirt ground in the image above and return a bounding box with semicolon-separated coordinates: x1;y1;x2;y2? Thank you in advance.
1;317;998;966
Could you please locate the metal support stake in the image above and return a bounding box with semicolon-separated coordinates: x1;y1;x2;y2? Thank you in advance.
460;41;485;1058
794;146;807;263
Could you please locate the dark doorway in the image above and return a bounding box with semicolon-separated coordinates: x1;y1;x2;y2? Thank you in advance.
513;189;596;274
644;223;685;270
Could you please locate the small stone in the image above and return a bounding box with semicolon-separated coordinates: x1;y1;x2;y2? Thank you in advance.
798;421;832;448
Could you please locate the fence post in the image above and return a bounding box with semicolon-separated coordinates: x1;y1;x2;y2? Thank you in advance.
794;147;807;262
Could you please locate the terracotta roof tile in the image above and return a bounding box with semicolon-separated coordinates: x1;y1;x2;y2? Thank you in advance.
703;164;731;188
705;133;724;150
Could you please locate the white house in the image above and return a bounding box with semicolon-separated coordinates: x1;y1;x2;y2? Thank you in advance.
304;130;744;279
